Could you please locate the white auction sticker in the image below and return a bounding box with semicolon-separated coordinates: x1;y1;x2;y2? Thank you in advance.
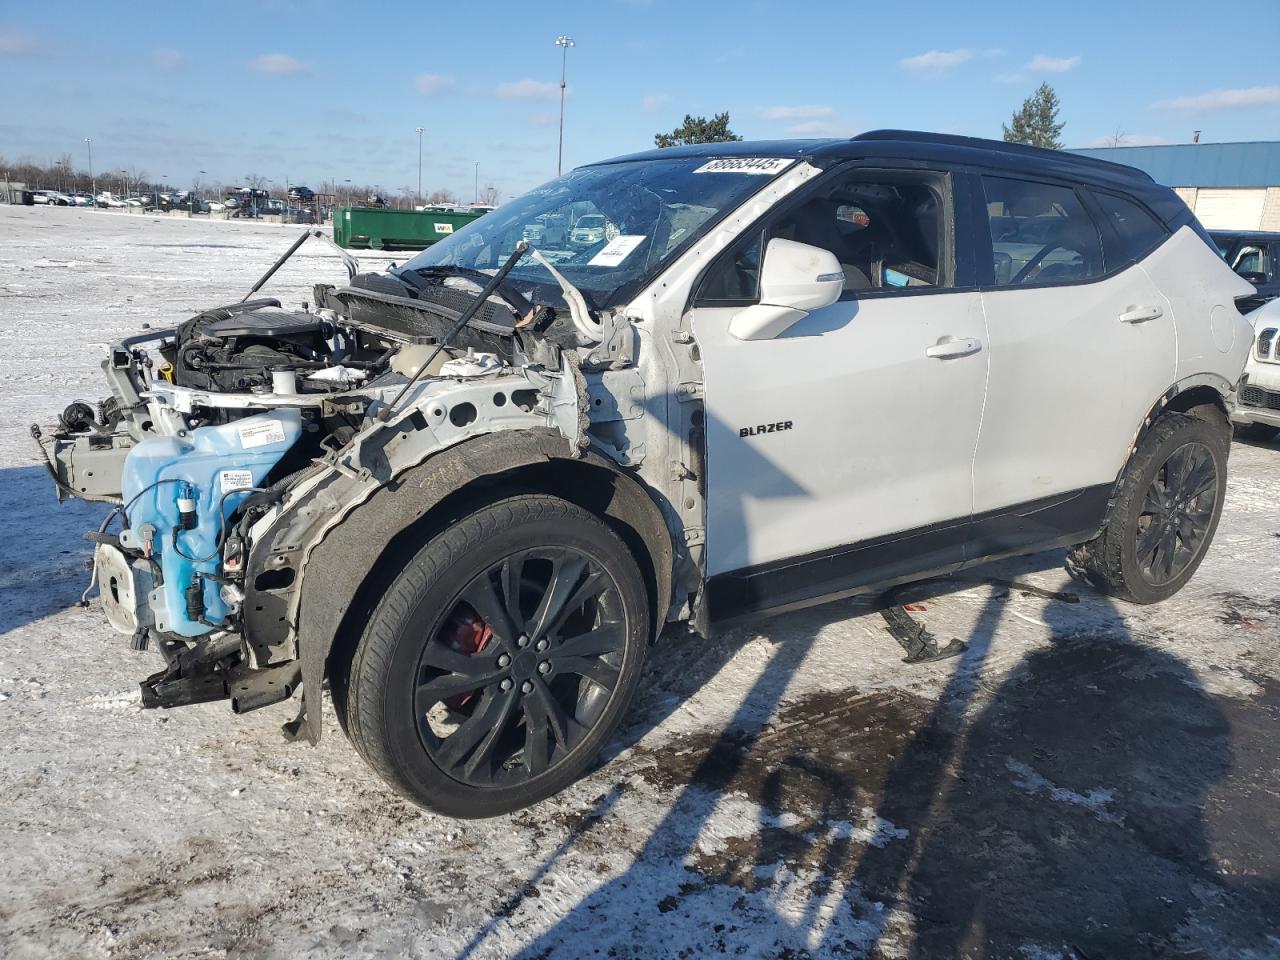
219;469;254;494
692;157;792;175
587;235;646;268
237;420;286;449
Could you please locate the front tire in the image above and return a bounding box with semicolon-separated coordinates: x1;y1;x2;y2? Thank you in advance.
1068;413;1228;604
345;494;649;817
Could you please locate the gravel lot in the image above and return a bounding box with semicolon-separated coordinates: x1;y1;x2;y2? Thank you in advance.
2;205;1278;960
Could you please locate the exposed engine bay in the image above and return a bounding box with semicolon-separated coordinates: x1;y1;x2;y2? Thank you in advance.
36;230;654;725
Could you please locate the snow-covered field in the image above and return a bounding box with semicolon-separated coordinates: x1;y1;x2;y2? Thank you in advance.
2;205;1278;960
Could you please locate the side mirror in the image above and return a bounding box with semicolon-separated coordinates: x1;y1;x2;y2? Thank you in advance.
728;238;844;341
1236;270;1268;287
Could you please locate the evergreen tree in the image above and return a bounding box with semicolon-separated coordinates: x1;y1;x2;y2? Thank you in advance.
654;113;743;148
1002;83;1065;150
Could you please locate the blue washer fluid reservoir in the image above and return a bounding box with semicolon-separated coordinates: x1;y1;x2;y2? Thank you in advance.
121;408;303;637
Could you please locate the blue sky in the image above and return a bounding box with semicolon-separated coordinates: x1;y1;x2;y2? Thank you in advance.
2;0;1277;201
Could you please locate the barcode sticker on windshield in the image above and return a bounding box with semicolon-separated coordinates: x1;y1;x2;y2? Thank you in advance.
219;469;254;494
588;234;646;268
237;420;286;449
692;158;792;175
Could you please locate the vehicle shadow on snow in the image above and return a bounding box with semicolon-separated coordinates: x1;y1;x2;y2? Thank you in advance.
492;553;1280;960
0;464;109;637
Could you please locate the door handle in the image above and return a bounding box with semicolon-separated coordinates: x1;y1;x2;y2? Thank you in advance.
1119;304;1164;324
925;337;982;359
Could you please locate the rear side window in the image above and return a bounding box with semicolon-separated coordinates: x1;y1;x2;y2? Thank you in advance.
981;176;1104;287
1092;192;1168;266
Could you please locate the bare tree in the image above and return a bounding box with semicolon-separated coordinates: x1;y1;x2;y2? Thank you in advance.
1105;127;1128;148
426;188;458;205
244;173;269;191
477;184;500;206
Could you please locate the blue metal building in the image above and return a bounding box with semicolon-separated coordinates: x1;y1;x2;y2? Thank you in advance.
1069;141;1280;230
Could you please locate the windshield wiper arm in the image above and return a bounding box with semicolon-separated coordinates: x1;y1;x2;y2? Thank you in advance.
377;242;530;423
395;264;535;319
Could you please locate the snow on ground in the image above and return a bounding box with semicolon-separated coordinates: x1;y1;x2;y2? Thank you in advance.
1;205;1278;959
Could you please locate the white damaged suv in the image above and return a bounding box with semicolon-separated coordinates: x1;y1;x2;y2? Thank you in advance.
42;131;1254;816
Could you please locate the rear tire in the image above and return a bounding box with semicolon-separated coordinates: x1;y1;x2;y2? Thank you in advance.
1068;413;1228;604
345;494;649;818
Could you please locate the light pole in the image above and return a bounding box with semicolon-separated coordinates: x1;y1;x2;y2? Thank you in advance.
474;161;479;204
416;126;424;209
84;138;94;200
555;35;575;176
344;178;351;208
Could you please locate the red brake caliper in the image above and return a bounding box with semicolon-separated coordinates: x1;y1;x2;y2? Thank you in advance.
443;607;493;709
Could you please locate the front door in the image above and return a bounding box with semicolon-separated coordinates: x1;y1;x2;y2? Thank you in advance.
691;166;989;618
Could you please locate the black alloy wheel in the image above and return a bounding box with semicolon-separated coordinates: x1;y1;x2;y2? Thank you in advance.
415;546;626;787
1134;440;1219;587
343;494;649;817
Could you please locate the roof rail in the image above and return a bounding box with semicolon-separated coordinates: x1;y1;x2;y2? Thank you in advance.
852;129;1154;181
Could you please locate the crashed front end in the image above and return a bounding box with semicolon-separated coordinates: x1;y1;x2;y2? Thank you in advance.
37;236;598;729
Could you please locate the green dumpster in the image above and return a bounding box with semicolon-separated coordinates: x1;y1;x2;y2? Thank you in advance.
333;207;486;251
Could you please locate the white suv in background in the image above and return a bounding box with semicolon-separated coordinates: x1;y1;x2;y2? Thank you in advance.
1234;298;1280;440
46;131;1255;816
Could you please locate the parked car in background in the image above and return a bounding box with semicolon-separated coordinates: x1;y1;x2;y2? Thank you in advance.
68;192;95;207
206;200;226;212
45;131;1255;817
96;192;128;208
1210;229;1279;313
1232;298;1280;441
569;212;608;246
288;185;315;202
33;190;72;206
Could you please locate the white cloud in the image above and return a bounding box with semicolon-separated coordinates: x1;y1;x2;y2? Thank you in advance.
642;94;670;113
247;53;309;76
150;48;182;71
495;78;560;101
899;48;973;72
414;73;454;95
787;119;857;137
757;105;834;121
1025;54;1081;73
0;27;36;56
1155;85;1280;112
982;47;1006;59
994;72;1026;85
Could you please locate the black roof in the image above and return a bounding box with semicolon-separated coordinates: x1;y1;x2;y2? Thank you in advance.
594;129;1155;189
1207;228;1280;240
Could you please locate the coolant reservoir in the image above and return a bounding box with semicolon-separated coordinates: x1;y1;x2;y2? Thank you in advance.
120;409;302;637
391;344;451;379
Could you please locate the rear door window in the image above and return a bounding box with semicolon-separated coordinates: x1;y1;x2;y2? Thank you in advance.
981;176;1104;286
1092;192;1169;266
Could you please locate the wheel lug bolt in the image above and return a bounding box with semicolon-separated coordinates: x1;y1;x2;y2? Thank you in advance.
499;678;513;691
535;638;548;652
497;653;511;668
517;636;528;648
521;680;533;694
538;661;551;675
